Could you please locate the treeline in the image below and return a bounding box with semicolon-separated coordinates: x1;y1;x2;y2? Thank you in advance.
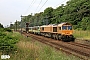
15;0;90;30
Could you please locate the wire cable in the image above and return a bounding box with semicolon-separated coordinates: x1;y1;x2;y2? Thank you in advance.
24;0;36;14
38;0;48;12
35;0;42;12
30;0;36;8
54;0;67;8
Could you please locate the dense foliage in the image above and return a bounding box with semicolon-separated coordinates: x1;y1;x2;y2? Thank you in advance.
0;23;4;28
4;28;12;32
14;0;90;30
0;28;18;54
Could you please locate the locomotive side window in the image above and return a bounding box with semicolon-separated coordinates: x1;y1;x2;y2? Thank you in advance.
62;26;67;30
59;27;61;30
68;26;72;30
42;27;44;31
53;27;57;32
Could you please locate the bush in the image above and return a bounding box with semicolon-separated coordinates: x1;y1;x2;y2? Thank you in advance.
0;31;18;54
4;28;12;32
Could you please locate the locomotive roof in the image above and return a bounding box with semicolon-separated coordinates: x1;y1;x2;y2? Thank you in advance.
58;22;72;26
34;26;40;27
40;25;47;27
40;24;57;27
40;22;72;27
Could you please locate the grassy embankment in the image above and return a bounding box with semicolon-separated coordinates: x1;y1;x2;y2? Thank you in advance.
1;32;80;60
73;30;90;40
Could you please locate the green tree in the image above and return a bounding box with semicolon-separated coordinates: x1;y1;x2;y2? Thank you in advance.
81;17;90;30
43;7;54;24
13;0;90;30
0;23;4;28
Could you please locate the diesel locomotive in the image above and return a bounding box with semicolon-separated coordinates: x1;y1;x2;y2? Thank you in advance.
29;22;75;42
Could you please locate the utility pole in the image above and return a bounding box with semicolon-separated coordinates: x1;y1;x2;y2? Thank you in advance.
21;15;22;34
16;20;17;31
10;22;12;29
20;15;27;34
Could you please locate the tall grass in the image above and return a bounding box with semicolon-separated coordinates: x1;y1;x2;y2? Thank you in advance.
8;32;80;60
0;32;80;60
73;30;90;40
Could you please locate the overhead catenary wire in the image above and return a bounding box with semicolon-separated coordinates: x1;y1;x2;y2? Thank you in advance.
24;0;68;15
24;0;36;14
24;0;34;14
54;0;67;8
30;0;36;8
38;0;48;12
35;0;42;12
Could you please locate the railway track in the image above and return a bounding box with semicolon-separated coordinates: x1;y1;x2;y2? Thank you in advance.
22;32;90;60
67;42;90;49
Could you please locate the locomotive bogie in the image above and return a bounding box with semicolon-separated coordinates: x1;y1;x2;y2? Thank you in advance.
51;33;57;40
44;33;51;38
61;35;75;42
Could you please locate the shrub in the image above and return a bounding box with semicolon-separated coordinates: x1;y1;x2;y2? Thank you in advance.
0;32;18;54
4;28;12;32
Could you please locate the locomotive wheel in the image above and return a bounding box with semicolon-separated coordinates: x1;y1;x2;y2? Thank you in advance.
53;34;56;39
51;34;54;39
58;35;62;40
56;34;59;40
52;34;56;39
71;38;75;42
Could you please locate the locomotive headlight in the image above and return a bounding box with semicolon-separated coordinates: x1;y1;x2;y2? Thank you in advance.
70;32;72;34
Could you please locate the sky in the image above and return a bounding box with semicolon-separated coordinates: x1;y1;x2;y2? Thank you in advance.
0;0;69;27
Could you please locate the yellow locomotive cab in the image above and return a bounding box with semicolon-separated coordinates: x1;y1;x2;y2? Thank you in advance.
57;22;75;41
58;22;73;35
61;25;73;35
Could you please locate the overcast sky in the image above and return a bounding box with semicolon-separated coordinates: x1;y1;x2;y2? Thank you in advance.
0;0;69;27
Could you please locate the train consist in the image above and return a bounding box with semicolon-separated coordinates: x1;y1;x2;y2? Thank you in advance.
27;22;75;42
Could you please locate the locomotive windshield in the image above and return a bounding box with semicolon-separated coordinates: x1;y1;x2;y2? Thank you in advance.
62;26;72;30
62;26;67;30
68;26;72;30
